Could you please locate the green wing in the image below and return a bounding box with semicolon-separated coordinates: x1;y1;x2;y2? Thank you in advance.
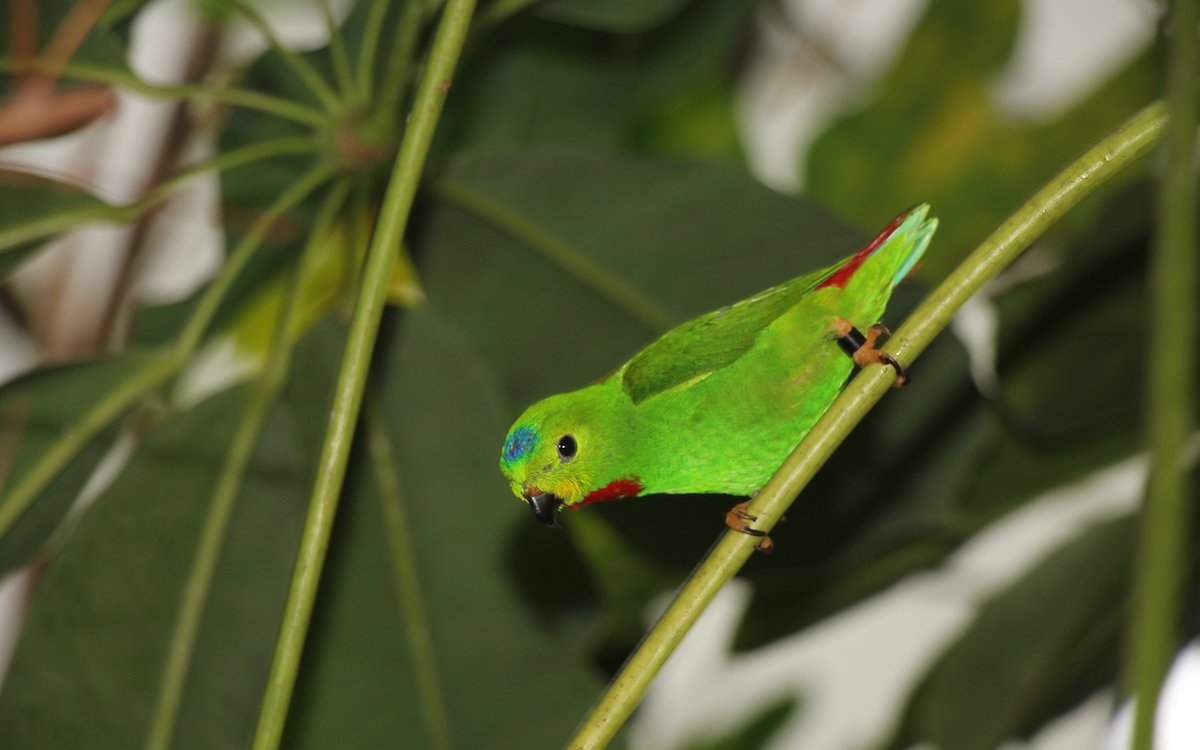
616;265;830;404
616;204;936;405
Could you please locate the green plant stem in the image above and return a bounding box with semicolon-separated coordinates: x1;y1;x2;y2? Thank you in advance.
355;0;391;104
365;406;455;750
318;0;355;102
144;178;352;750
472;0;537;32
173;163;336;361
0;137;322;257
227;0;342;116
1127;4;1197;748
140;136;326;206
372;0;427;136
249;3;477;748
566;100;1168;750
0;163;333;544
44;62;331;129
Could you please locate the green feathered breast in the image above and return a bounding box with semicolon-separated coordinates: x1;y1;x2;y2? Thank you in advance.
500;205;937;520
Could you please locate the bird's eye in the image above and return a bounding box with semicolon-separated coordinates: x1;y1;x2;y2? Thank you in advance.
556;435;578;461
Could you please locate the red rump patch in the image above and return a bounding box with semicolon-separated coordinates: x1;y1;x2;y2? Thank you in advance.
814;210;908;291
578;477;644;507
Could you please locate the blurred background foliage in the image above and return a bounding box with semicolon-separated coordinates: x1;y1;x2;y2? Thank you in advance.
0;0;1190;748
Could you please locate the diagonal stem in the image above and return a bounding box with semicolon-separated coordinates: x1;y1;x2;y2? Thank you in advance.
249;2;477;748
318;0;354;101
0;162;334;544
354;0;391;104
45;60;331;128
143;178;352;750
365;406;455;750
227;0;342;115
566;100;1168;750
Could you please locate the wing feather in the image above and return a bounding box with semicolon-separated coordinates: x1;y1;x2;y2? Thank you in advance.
617;266;829;404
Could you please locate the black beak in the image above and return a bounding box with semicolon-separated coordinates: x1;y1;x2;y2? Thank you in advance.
527;493;561;528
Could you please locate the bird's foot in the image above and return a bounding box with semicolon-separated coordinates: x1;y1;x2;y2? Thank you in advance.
834;319;908;387
725;502;774;553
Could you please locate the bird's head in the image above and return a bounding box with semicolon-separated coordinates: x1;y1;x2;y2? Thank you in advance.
499;386;634;528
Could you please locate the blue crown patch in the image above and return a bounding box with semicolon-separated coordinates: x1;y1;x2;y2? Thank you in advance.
502;425;538;464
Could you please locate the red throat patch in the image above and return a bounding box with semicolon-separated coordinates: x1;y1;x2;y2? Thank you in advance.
578;477;644;507
814;210;908;291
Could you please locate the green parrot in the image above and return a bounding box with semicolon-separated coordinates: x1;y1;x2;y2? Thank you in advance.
499;205;937;547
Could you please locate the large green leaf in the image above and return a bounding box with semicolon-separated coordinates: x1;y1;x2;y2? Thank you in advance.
536;0;695;33
0;353;155;575
421;148;861;406
284;309;611;749
436;0;754;162
0;384;311;749
805;0;1159;278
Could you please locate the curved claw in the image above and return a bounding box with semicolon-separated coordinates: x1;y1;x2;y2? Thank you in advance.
837;320;909;388
877;351;908;387
725;502;774;553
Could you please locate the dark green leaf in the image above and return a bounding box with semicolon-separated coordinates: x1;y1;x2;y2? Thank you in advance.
536;0;695;33
285;309;612;749
0;354;155;575
805;0;1159;278
437;0;755;161
420;148;861;406
0;385;311;749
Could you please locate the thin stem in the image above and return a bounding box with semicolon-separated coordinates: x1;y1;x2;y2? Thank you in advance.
318;0;355;102
139;135;325;206
365;407;455;750
227;0;342;115
566;101;1168;750
249;2;477;748
372;0;426;136
472;0;536;32
1127;3;1197;748
143;179;352;750
0;163;335;544
40;0;109;82
355;0;391;104
173;162;335;361
0;200;135;255
41;61;331;129
0;137;322;262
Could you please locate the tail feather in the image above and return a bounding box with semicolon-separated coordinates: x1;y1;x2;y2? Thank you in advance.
814;204;937;292
889;204;937;289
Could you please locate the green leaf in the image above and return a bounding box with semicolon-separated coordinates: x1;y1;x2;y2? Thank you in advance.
536;0;695;33
422;148;861;406
805;0;1159;278
0;354;154;575
881;515;1137;750
0;384;310;749
437;0;755;161
284;309;612;749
